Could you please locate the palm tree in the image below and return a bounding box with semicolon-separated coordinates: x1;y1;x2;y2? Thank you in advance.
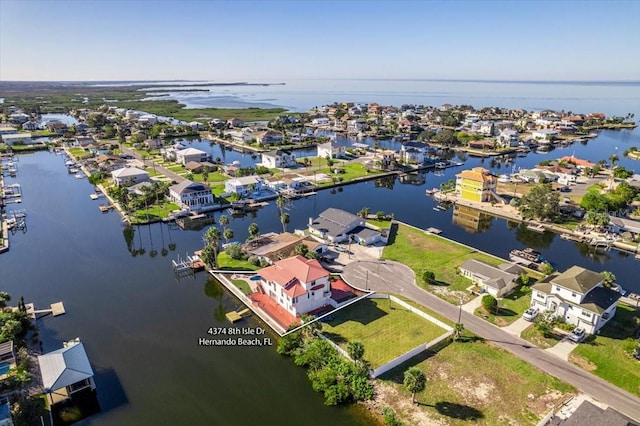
219;214;229;232
403;367;426;404
223;228;234;244
0;292;11;308
358;207;370;219
204;226;222;268
280;212;290;233
609;154;619;168
601;271;616;288
248;223;260;241
346;341;365;365
276;196;287;233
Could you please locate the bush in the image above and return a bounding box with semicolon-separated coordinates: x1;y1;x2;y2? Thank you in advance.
224;243;244;260
248;256;260;266
422;270;435;284
482;294;498;313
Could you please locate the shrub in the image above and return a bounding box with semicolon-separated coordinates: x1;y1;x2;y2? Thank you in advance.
482;294;498;313
422;270;435;284
248;256;260;266
224;243;243;260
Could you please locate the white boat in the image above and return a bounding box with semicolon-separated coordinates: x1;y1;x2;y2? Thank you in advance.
89;193;99;200
435;162;447;169
497;174;510;183
74;173;85;179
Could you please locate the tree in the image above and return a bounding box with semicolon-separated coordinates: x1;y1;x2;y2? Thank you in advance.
609;154;619;168
248;223;260;240
519;272;531;286
601;271;616;288
358;207;370;218
276;196;288;233
613;166;633;180
422;270;435;284
346;341;365;364
482;294;498;314
294;242;309;257
453;322;465;341
0;291;11;308
403;367;426;404
280;212;290;233
219;214;229;232
518;184;560;221
584;211;610;227
203;226;221;268
540;261;555;276
580;189;609;212
223;228;234;244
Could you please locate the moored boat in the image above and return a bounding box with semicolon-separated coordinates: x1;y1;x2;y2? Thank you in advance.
509;247;543;266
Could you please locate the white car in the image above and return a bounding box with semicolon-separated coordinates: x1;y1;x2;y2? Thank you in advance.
522;307;539;322
568;327;586;343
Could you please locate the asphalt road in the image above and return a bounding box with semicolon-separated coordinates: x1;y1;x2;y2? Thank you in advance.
343;260;640;422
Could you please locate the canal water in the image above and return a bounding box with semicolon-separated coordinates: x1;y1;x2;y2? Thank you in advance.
1;126;639;424
0;152;374;425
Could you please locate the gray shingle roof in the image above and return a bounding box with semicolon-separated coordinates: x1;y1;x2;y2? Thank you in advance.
459;259;518;290
551;266;603;294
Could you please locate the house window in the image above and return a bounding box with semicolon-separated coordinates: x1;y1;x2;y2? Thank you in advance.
571;293;576;297
581;310;591;318
555;286;561;292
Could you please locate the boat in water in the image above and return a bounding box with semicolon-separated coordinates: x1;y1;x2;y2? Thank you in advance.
509;247;543;266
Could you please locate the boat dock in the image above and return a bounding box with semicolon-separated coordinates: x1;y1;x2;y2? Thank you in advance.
225;308;251;323
25;301;66;318
425;227;442;235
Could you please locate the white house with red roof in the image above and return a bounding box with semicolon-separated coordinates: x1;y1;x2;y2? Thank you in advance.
257;255;331;317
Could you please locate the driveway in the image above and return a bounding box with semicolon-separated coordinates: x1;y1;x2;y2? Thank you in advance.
546;337;578;361
502;317;533;337
341;260;640;422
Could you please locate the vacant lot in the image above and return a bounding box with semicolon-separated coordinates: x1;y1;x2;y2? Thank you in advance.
382;223;506;304
378;335;574;426
321;298;447;369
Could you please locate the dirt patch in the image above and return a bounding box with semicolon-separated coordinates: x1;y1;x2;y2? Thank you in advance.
451;377;496;404
363;382;447;426
569;354;597;372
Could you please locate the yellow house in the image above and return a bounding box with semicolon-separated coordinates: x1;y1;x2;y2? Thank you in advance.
455;167;497;202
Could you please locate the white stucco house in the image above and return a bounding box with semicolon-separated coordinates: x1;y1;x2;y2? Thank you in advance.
497;129;519;147
458;259;522;297
175;147;208;165
317;141;346;159
531;129;559;143
257;255;331;316
224;175;264;197
308;208;382;245
530;266;622;335
399;141;428;164
111;167;150;186
169;180;215;211
261;150;296;169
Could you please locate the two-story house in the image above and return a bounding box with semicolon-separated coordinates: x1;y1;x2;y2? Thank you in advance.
169;180;215;211
175;147;208;165
224;175;264;197
497;129;519;148
399;141;429;164
257;255;331;317
530;266;622;334
261;150;297;169
254;130;283;146
111;167;150;187
308;208;382;245
455;167;498;202
317;141;346;159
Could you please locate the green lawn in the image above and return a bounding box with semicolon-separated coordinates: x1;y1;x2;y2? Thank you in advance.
520;324;563;349
382;223;506;304
474;286;532;326
232;279;252;295
380;333;574;426
210;184;227;197
570;305;640;397
130;203;179;223
321;298;448;369
68;148;91;160
217;252;259;271
366;219;393;229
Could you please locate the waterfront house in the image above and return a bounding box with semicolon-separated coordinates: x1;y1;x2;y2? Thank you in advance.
144;138;163;150
244;232;326;264
22;121;39;131
261;149;297;169
311;117;331;126
558;156;596;170
608;216;640;236
531;129;559;143
38;338;96;405
111;167;149;187
254;130;283;146
317;141;346;159
1;133;32;146
399;141;429;164
227;118;244;128
518;169;556;183
308;208;382;245
530;266;621;334
227;129;254;143
175;147;208;165
188;121;205;131
0;341;16;380
497;129;519;147
459;259;522;297
0;125;18;135
169;180;215;211
455;167;498;202
94;154;126;172
257;255;331;317
224;175;264;197
138;114;157;126
8;112;30;123
46;121;68;135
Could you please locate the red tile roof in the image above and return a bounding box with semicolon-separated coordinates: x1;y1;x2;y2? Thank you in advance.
259;256;329;287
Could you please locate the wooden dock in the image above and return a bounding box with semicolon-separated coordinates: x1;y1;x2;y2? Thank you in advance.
26;301;66;318
225;308;251;323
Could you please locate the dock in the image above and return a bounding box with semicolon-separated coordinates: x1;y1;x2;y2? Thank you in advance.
425;227;443;235
26;301;66;318
225;308;251;323
526;224;546;233
98;204;113;212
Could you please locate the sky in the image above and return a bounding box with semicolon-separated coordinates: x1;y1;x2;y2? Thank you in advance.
1;0;639;82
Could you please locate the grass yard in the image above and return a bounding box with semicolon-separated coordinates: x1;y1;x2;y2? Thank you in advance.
366;219;393;229
570;305;640;397
232;279;252;295
379;333;574;426
520;324;563;349
474;286;532;326
68;148;91;160
321;298;447;369
217;252;259;271
129;203;179;223
382;223;505;304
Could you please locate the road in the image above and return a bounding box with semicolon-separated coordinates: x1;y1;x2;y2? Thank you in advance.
342;260;640;422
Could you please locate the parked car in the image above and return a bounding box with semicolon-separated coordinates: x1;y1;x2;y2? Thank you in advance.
568;327;586;343
523;307;539;322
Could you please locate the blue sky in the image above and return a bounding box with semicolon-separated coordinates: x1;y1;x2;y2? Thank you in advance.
1;0;638;81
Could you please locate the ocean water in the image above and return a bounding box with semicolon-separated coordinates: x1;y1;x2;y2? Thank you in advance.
141;79;640;117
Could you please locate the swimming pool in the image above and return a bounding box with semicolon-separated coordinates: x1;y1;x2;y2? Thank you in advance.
249;275;262;281
0;363;10;376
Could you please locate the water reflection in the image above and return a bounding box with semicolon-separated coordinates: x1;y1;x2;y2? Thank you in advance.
514;224;555;249
452;205;494;233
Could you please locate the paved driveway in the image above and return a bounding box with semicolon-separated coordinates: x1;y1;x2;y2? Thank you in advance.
341;260;640;422
546;337;578;361
502;317;533;337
